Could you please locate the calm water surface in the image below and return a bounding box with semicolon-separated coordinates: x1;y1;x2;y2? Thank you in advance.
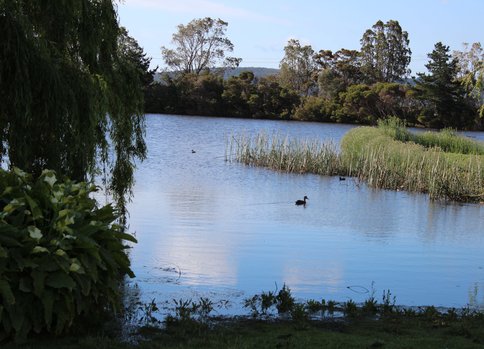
126;114;484;315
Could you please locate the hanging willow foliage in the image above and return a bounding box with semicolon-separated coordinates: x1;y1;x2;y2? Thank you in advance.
0;0;148;221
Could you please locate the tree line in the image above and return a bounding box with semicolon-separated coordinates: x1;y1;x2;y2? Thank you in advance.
147;17;484;130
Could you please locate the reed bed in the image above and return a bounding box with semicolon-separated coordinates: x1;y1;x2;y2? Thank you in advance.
341;127;484;202
226;132;341;176
378;117;484;155
227;124;484;203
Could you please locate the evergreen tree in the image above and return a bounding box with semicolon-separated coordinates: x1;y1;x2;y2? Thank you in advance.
416;42;475;128
0;0;149;219
279;39;318;96
161;17;241;75
360;20;411;82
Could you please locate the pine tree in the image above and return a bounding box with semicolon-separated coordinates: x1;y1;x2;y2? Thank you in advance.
360;20;411;83
416;42;474;128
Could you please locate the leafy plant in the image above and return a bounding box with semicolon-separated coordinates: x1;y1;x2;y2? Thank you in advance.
260;291;277;315
276;284;295;314
362;296;378;315
0;168;136;341
290;303;308;323
326;300;337;315
343;299;358;318
305;299;323;314
381;290;397;315
173;299;194;322
138;299;161;326
244;295;261;318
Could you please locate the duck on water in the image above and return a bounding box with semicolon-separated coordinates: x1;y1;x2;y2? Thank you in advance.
295;196;308;206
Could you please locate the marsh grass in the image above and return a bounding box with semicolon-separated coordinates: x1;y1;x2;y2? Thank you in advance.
228;122;484;203
227;132;341;175
378;117;484;155
341;126;484;202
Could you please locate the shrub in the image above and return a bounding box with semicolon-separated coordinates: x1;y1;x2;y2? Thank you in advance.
0;168;136;341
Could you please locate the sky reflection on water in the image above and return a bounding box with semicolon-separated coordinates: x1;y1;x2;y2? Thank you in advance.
126;114;484;315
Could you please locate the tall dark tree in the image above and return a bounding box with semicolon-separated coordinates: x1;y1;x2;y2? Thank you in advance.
360;20;411;82
416;42;474;128
315;48;363;99
453;42;484;119
279;39;318;96
0;0;149;219
161;17;241;75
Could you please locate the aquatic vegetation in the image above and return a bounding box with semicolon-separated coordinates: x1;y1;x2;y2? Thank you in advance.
228;119;484;203
227;132;341;176
341;125;484;202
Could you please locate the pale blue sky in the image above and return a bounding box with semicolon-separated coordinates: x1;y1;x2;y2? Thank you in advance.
117;0;484;75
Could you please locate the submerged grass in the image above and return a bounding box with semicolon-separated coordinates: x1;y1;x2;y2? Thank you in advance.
228;120;484;203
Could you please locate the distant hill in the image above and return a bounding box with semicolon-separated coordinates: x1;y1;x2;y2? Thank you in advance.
223;67;279;79
153;67;279;83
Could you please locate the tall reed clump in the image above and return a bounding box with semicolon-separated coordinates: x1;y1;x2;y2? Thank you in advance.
341;125;484;202
227;132;341;176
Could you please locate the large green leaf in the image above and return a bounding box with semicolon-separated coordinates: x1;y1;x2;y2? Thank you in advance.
0;280;15;305
0;235;22;247
114;231;138;243
9;302;25;334
25;194;43;221
31;270;46;297
41;290;54;329
19;277;32;293
0;246;7;258
45;271;75;290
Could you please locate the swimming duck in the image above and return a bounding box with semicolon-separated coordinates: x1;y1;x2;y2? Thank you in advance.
295;196;308;206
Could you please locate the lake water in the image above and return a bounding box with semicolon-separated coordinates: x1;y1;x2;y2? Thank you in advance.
125;114;484;316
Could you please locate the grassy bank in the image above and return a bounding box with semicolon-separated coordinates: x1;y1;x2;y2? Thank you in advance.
341;121;484;202
7;312;484;348
228;120;484;202
5;285;484;347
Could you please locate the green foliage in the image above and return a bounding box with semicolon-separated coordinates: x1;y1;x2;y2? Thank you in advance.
276;284;295;314
360;20;411;83
343;300;358;318
0;168;136;341
279;39;318;96
0;1;148;222
416;42;475;129
380;290;397;315
341;125;484;202
414;128;484;155
148;19;482;130
231;123;484;203
377;117;413;141
453;42;484;120
229;132;341;176
293;96;334;122
379;117;484;154
161;17;241;75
